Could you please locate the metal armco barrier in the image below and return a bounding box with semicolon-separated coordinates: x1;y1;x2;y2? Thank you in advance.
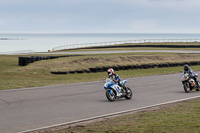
50;61;200;74
52;39;200;51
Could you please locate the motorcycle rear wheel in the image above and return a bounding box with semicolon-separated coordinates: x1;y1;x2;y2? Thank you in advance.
125;87;132;99
183;82;191;93
106;89;116;101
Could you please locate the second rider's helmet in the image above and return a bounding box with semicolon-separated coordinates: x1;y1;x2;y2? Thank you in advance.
184;64;189;71
107;68;114;76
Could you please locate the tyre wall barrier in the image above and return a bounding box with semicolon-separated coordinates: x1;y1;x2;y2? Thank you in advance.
50;71;67;74
18;57;31;66
50;61;200;75
18;55;82;66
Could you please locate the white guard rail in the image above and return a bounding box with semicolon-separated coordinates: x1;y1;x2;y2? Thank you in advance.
52;39;200;51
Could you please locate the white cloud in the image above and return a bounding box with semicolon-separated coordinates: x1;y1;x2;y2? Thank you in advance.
0;0;200;33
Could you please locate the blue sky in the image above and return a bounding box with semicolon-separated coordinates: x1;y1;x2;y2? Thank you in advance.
0;0;200;33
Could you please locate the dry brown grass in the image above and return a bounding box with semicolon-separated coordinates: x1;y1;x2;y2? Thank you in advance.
2;53;200;90
8;53;200;73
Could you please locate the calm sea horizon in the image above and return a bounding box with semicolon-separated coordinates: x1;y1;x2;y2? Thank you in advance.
1;33;200;53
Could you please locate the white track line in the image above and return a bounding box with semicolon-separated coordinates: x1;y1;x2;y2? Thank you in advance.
18;95;200;133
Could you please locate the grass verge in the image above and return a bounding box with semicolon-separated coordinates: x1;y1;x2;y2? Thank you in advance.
55;98;200;133
1;53;200;90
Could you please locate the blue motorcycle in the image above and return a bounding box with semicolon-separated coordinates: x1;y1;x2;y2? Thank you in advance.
104;78;132;101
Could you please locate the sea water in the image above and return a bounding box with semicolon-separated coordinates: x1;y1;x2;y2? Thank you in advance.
0;33;200;53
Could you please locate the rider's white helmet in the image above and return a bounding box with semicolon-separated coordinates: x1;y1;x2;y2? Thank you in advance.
107;68;114;76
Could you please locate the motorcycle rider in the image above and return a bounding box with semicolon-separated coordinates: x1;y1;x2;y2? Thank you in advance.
183;64;199;88
107;68;125;96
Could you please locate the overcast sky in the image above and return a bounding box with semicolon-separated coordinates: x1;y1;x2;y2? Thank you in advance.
0;0;200;33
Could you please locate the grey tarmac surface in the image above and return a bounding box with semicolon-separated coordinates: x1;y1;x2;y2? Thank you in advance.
2;50;200;55
1;71;200;133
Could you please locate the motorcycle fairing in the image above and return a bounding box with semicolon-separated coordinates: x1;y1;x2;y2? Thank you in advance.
104;78;126;96
121;80;127;85
110;89;113;95
109;84;121;96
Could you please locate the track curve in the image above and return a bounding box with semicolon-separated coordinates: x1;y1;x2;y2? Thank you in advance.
1;72;200;133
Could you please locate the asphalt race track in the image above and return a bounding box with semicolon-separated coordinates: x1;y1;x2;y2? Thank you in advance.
1;72;200;133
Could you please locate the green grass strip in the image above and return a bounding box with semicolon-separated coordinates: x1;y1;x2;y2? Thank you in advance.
1;65;200;90
57;99;200;133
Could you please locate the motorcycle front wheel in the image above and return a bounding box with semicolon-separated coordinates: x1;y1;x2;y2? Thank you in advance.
183;82;191;93
125;87;132;99
106;89;116;101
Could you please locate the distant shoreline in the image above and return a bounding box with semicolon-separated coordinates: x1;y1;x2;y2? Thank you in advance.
0;38;26;40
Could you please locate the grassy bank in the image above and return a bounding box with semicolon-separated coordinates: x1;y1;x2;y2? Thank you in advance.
12;53;200;72
55;98;200;133
1;53;200;90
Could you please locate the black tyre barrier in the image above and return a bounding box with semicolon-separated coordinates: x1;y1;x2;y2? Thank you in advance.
103;66;110;71
76;70;84;73
179;62;184;66
89;68;97;73
124;65;130;70
68;71;75;74
132;65;138;69
147;64;154;68
157;64;162;68
84;69;91;73
35;56;41;61
18;57;25;66
50;71;67;74
18;55;83;66
128;65;134;69
46;56;50;60
118;65;124;70
42;56;47;60
137;65;143;69
191;61;198;65
187;62;192;66
30;56;36;63
96;67;104;72
153;64;159;68
112;66;119;71
174;63;179;66
18;57;31;66
24;57;31;66
168;63;173;67
141;64;148;69
50;61;200;75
